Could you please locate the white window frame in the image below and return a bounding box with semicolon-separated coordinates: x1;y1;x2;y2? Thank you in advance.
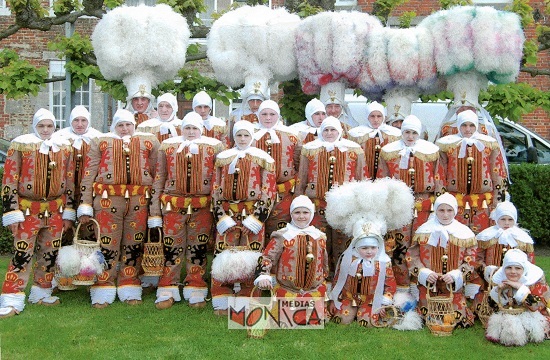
472;0;512;9
49;60;93;128
0;0;11;16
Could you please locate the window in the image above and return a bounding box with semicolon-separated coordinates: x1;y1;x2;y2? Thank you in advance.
125;0;157;6
472;0;512;10
334;0;357;10
0;0;11;16
49;60;93;128
199;0;232;27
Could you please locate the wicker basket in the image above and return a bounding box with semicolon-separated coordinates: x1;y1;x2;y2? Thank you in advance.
497;286;525;315
72;219;102;286
142;227;164;276
54;265;77;291
426;286;456;336
247;287;276;339
477;290;494;328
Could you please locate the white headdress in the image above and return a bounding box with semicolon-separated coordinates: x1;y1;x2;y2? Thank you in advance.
383;88;418;126
110;109;135;134
326;178;414;311
92;5;190;106
305;98;325;127
491;249;543;286
156;93;179;122
192;91;213;110
207;5;300;101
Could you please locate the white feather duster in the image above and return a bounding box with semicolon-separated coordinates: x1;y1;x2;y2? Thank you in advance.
393;310;423;331
207;5;300;88
325;178;414;237
91;4;190;90
57;246;81;277
520;311;547;343
211;250;261;284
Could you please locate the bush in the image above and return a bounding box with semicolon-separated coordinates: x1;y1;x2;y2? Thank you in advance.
508;164;550;246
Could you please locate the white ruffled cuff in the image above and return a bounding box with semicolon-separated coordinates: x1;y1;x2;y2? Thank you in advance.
0;293;26;312
514;285;530;304
212;295;230;311
484;265;498;282
448;269;463;291
216;215;237;235
254;274;275;287
117;285;142;302
242;215;263;235
2;210;24;227
183;287;208;303
147;216;163;229
77;204;93;218
464;283;480;299
418;268;435;287
156;286;182;303
28;285;59;304
90;286;117;305
62;208;76;222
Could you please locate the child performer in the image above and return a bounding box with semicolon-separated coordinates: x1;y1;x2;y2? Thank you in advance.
255;195;328;318
472;201;535;316
407;193;477;328
150;112;224;309
0;109;75;318
210;120;276;315
486;249;550;345
331;221;396;326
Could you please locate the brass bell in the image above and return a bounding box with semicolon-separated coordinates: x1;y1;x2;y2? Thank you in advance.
48;161;57;169
186;204;192;215
375;145;381;151
265;139;272;146
124;189;130;199
467;156;474;164
241;208;247;218
165;201;172;212
25;208;31;216
186;153;193;159
305;253;315;263
414;208;418;218
76;153;82;159
44;209;50;218
441;254;448;263
329;156;336;164
351;299;358;307
145;190;150;199
58;205;63;213
355;272;362;279
123;146;131;155
465;201;471;210
102;190;109;199
234;168;240;174
481;200;488;209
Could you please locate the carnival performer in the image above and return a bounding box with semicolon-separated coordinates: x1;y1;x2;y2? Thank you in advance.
348;102;401;180
252;100;301;240
486;249;549;345
255;195;328;323
436;110;508;234
378;115;442;296
137;93;181;143
289;98;326;144
0;108;75;318
192;91;230;148
55;105;102;207
295;117;367;274
320;82;357;129
471;201;535;317
407;193;477;328
78;109;159;308
150;112;223;310
325;178;420;330
227;80;269;144
210;120;276;315
331;222;396;326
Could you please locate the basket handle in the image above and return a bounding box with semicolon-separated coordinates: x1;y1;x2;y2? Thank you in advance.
496;285;514;309
222;226;249;249
426;281;454;299
146;227;163;244
74;218;101;245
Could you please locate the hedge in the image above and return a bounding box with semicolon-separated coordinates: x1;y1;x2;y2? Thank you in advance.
0;164;549;254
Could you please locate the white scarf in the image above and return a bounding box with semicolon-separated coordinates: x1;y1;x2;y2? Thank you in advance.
177;139;200;155
458;133;486;158
476;225;533;248
254;121;281;144
398;146;415;169
282;223;323;241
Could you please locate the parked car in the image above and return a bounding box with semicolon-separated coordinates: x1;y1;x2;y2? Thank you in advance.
346;95;550;165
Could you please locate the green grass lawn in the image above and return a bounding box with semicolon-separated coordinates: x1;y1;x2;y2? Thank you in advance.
0;256;549;360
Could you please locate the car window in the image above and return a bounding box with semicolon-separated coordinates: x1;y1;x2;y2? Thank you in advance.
533;138;550;164
495;123;528;163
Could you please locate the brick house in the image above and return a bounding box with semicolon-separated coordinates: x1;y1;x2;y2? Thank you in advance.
0;0;548;140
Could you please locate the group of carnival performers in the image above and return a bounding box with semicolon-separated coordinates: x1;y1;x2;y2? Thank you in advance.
1;83;548;344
